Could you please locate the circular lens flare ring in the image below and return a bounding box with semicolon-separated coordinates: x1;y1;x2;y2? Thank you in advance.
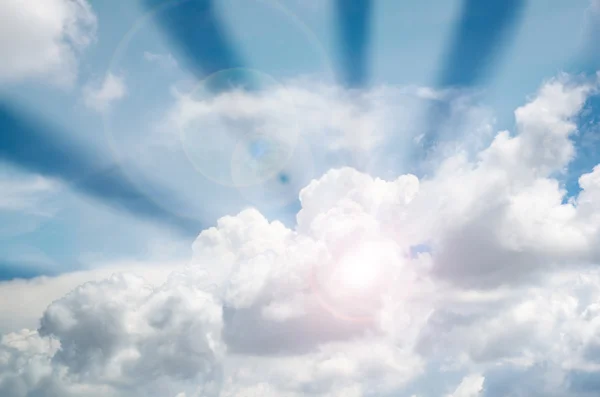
178;68;302;189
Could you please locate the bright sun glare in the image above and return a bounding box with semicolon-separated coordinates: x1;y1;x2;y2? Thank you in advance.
336;242;384;290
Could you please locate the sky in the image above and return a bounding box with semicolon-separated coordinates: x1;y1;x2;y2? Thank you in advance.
1;0;600;396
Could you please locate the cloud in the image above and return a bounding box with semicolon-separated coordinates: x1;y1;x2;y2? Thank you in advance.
447;374;485;397
0;166;59;215
3;72;600;396
0;164;61;237
109;73;490;230
158;77;477;193
144;51;178;69
413;75;600;288
0;0;96;86
39;273;223;395
83;73;127;112
0;260;179;334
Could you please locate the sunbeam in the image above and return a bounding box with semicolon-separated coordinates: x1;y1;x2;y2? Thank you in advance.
418;0;527;157
437;0;527;88
0;103;200;236
334;0;374;88
141;0;245;79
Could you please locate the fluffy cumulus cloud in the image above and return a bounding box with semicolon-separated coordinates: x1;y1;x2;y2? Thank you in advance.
0;261;179;334
3;72;600;396
0;0;96;85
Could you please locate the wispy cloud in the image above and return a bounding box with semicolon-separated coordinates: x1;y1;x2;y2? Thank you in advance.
144;51;178;69
83;73;127;113
0;169;59;215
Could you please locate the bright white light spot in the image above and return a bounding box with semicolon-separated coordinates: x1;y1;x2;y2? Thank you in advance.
336;243;383;290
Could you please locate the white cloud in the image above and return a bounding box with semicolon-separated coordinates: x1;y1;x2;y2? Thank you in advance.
83;73;127;112
39;272;223;395
3;72;600;396
0;168;59;215
447;374;485;397
158;79;456;188
0;164;61;237
0;0;96;86
0;260;179;334
144;51;178;69
118;75;490;223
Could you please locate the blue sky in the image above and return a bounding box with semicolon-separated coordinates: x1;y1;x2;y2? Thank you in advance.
1;0;597;281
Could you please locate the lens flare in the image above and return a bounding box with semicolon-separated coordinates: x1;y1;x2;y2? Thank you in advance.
336;244;382;290
179;68;300;188
310;240;399;322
